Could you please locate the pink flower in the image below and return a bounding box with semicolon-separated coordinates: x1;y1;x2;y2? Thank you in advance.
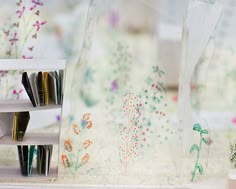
30;0;43;11
16;6;25;18
207;137;213;146
172;95;178;102
16;0;22;6
0;71;8;77
190;83;197;91
9;32;18;46
108;10;119;28
22;55;33;59
232;117;236;125
12;89;23;99
33;20;47;31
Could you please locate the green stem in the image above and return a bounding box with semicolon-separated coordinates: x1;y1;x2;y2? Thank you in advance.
19;28;34;56
15;43;17;58
74;148;82;171
26;11;35;28
191;133;203;182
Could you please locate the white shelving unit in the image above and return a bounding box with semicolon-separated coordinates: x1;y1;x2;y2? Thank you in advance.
0;59;66;179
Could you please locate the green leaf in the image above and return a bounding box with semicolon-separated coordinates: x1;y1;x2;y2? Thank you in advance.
201;129;209;134
196;164;204;175
193;123;201;132
202;138;208;144
190;144;199;153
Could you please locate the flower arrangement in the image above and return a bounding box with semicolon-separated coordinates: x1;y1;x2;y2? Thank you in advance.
0;0;47;99
61;113;93;175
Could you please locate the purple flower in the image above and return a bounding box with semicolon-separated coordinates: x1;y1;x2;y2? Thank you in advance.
108;10;119;28
16;6;25;18
30;0;43;11
111;80;118;92
56;115;61;122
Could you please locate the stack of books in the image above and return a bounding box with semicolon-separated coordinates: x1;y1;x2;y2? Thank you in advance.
22;71;63;107
17;145;53;176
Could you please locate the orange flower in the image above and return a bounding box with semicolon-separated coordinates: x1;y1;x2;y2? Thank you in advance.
82;113;91;121
81;153;90;165
64;139;73;152
86;120;93;129
82;113;93;129
61;154;70;168
72;123;80;135
82;139;93;149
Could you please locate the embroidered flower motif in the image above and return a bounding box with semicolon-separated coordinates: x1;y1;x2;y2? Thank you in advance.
61;154;70;168
81;120;87;129
64;139;73;152
0;71;8;77
30;0;43;11
56;115;61;122
16;6;25;18
3;30;9;36
9;32;18;46
35;10;40;16
28;46;34;51
22;55;33;59
172;95;178;102
108;10;119;28
13;22;19;28
13;89;23;99
232;117;236;125
33;20;47;31
6;50;11;56
207;137;213;146
111;80;118;92
81;153;90;165
82;139;93;149
81;113;93;129
72;123;80;135
32;33;37;39
16;0;22;6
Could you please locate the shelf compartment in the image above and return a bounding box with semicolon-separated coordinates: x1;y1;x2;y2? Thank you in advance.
0;133;59;145
0;99;61;112
0;165;58;180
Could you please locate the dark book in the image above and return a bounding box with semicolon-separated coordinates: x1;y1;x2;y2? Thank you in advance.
22;72;36;107
17;145;28;176
28;145;35;176
42;145;53;176
37;145;53;176
48;72;58;105
37;145;43;175
59;70;64;105
13;112;30;141
54;71;60;104
37;71;44;106
29;73;39;106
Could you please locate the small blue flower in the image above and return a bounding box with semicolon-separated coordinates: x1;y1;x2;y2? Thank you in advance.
81;120;87;129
